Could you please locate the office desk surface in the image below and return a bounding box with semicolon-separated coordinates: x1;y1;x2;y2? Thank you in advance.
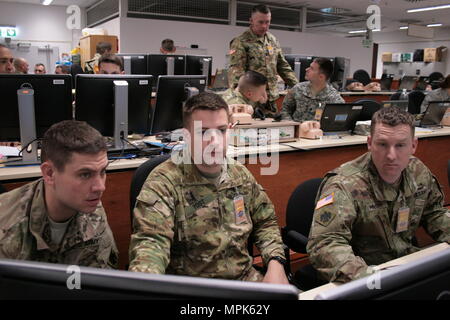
299;242;449;300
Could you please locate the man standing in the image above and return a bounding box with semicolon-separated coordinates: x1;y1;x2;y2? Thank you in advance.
129;92;288;284
160;39;176;54
34;63;46;74
281;57;344;122
84;41;112;74
0;120;119;268
13;57;29;74
307;107;450;283
228;4;298;116
0;44;15;74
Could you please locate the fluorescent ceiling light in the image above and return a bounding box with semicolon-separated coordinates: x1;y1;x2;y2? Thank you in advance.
407;4;450;13
399;26;409;30
426;23;442;27
41;0;53;5
348;29;380;34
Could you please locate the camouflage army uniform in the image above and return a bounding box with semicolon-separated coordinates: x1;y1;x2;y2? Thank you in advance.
228;29;298;111
221;88;255;108
281;81;345;122
307;152;450;283
420;88;450;113
0;179;118;268
84;53;101;74
128;154;285;281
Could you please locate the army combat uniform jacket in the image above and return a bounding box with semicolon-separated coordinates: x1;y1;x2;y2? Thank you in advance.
221;88;255;108
0;179;118;268
281;81;345;122
228;29;298;104
129;156;285;281
307;153;450;283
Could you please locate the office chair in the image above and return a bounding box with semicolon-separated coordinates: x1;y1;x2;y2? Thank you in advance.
390;91;403;101
0;183;6;194
281;178;326;290
354;99;381;121
407;90;425;114
429;72;444;90
353;69;371;86
129;153;171;229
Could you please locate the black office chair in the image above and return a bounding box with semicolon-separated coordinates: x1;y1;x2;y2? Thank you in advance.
407;90;425;114
353;69;371;86
129;154;171;228
281;178;326;291
390;91;403;101
354;99;381;121
429;72;444;90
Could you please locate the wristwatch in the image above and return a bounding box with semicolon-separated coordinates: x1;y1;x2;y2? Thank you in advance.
268;256;287;266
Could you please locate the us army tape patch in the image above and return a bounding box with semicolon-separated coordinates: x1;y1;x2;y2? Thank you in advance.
315;193;334;210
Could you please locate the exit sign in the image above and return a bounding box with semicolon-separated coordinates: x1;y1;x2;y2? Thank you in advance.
0;26;18;38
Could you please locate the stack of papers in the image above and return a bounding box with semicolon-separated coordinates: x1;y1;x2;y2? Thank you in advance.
0;146;20;157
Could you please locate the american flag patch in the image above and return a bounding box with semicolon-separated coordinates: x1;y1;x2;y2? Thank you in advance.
315;193;334;210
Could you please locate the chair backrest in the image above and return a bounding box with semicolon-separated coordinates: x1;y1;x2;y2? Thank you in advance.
390;91;402;101
129;154;171;216
428;72;444;83
407;90;425;114
353;69;371;86
284;178;323;253
354;99;381;121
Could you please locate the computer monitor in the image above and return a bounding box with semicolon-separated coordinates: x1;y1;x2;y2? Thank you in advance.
399;76;418;91
0;74;73;165
320;103;363;134
151;75;207;135
116;53;148;75
185;55;213;86
381;100;409;112
380;74;393;91
147;54;186;88
0;259;299;300
284;54;313;82
419;101;450;127
332;57;350;91
314;247;450;300
75;74;153;150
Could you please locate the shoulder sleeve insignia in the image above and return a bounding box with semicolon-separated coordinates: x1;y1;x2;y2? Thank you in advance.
229;49;236;55
315;192;334;210
316;211;336;227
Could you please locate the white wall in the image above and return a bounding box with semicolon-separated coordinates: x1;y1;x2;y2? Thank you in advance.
374;28;450;78
107;17;372;75
95;17;121;40
0;2;87;70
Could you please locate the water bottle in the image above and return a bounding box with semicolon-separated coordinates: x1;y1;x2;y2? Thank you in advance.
400;88;408;101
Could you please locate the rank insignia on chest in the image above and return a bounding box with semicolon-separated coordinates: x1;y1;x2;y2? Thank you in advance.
234;195;247;224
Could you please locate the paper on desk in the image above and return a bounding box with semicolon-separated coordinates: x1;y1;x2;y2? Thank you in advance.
0;146;20;157
415;127;434;133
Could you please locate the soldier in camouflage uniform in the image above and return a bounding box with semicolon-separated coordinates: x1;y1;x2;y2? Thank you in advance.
129;92;288;283
281;57;345;122
221;70;268;110
84;41;112;74
228;4;298;115
0;120;118;268
307;107;450;283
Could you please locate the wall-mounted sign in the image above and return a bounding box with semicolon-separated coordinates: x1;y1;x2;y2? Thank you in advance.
0;26;18;38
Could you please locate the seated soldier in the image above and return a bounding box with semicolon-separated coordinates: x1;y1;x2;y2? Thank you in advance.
307;107;449;283
0;120;118;268
221;70;268;109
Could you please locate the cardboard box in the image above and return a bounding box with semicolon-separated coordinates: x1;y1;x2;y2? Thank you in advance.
391;53;402;62
424;47;443;62
382;52;392;62
230;119;300;147
401;52;413;62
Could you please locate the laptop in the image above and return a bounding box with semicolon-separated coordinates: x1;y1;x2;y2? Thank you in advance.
382;100;409;112
380;75;393;91
417;101;450;127
320;103;363;134
399;76;418;91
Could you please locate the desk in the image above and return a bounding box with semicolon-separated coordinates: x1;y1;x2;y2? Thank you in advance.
2;128;449;269
340;91;394;103
299;242;449;300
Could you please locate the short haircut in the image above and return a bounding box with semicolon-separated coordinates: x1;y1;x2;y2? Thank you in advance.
56;64;70;74
161;39;175;52
371;106;415;137
41;120;107;171
183;92;230;127
252;4;270;15
439;74;450;89
314;57;334;80
13;58;25;69
96;41;112;55
98;53;124;71
238;70;268;92
35;63;45;69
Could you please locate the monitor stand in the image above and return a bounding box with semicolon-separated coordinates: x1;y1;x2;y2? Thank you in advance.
166;56;175;75
123;56;131;74
5;87;40;167
201;57;211;85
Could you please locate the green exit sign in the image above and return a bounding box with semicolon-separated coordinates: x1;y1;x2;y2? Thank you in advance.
0;26;18;38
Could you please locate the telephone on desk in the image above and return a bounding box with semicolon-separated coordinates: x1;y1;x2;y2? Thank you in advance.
229;104;254;125
300;121;323;139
